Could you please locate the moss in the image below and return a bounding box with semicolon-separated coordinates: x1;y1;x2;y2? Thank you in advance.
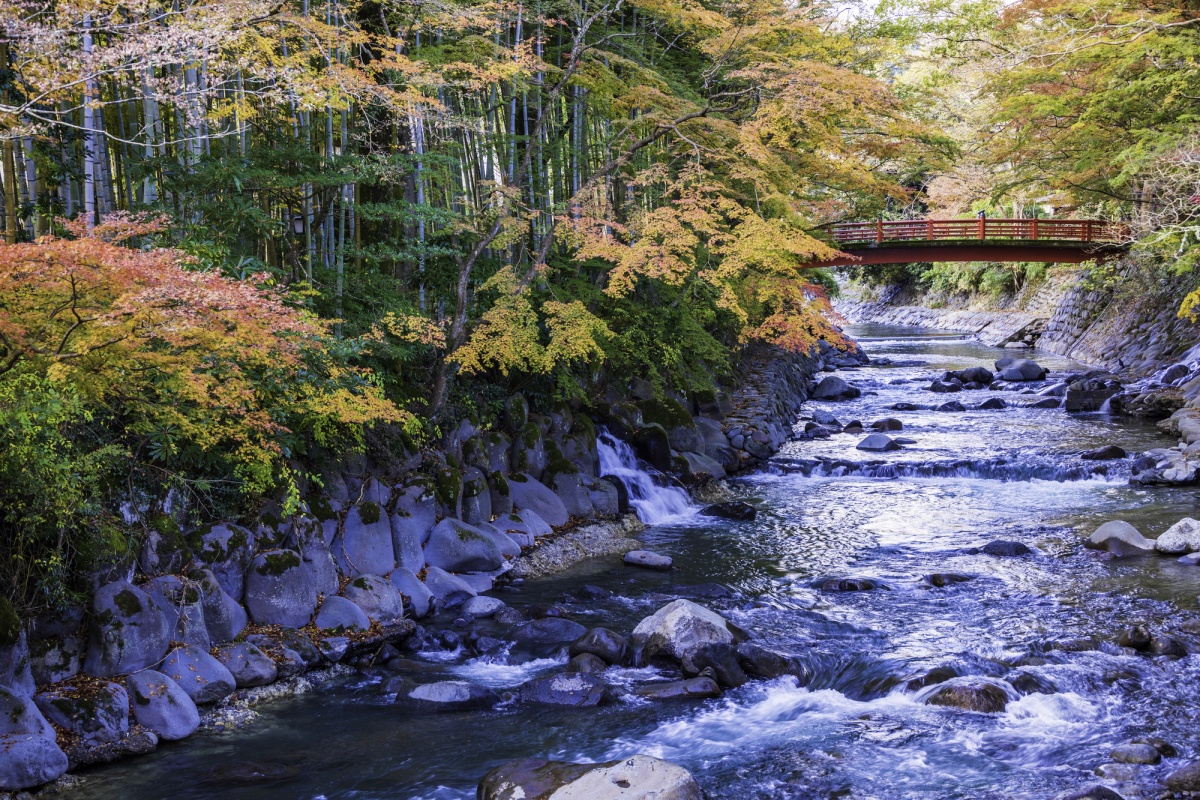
113;589;143;616
434;466;462;507
358;501;381;526
541;439;579;483
637;397;694;429
520;422;542;448
352;577;370;590
256;550;301;577
693;388;718;409
490;471;510;497
455;526;486;543
133;688;151;707
509;473;528;483
309;494;337;522
0;597;20;648
572;413;597;442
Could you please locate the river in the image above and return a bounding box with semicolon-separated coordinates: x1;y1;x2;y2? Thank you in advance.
67;325;1200;800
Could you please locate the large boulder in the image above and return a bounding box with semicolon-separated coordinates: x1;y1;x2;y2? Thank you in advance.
923;680;1010;713
389;569;435;618
424;519;505;573
1154;517;1200;554
289;515;340;597
461;466;493;526
492;511;553;547
27;633;83;687
678;451;726;482
700;501;756;521
856;434;901;452
475;522;522;559
190;567;248;644
508;474;570;527
632;600;739;668
125;670;200;741
333;503;396;578
214;642;278;688
243;549;318;628
551;473;595;519
161;644;236;704
0;627;35;698
511;618;589;644
948;366;994;385
84;581;172;676
518;673;615;707
193;523;255;601
0;687;68;791
314;596;371;632
390;486;436;574
422;567;478;608
1086;521;1155;557
633;424;673;471
634;677;722;701
624;550;673;571
341;574;406;623
998;359;1046;382
569;628;632;666
144;575;209;649
35;681;129;744
479;755;702;800
393;680;499;713
811;375;859;400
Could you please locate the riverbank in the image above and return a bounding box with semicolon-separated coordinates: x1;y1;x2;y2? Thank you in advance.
0;335;861;793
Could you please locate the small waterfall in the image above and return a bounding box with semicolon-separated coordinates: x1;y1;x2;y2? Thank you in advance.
1098;396;1114;414
597;431;695;526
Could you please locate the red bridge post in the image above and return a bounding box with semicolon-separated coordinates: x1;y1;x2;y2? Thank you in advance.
876;218;883;244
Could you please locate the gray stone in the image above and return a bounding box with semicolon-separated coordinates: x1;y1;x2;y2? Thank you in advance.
389;569;434;618
569;628;631;666
393;680;499;713
462;596;507;619
138;524;192;576
624;550;673;571
633;677;722;701
518;673;615;707
1053;786;1127;800
812;375;858;400
461;466;493;526
492;510;552;547
192;568;248;644
924;680;1009;713
552;473;595;519
126;671;200;741
193;523;255;601
27;634;83;687
84;581;172;676
585;476;621;517
479;755;702;800
511;618;589;644
0;631;35;698
422;567;478;608
1165;761;1200;792
632;600;737;668
289;515;340;597
145;575;209;649
1086;520;1155;557
424;519;505;573
678;451;727;481
0;692;68;790
1109;743;1161;765
244;549;318;628
998;359;1046;382
342;574;406;622
314;596;371;632
508;474;570;527
35;681;128;743
475;522;522;559
390;509;431;577
1154;517;1200;554
161;644;236;704
856;434;901;452
566;653;609;674
0;687;55;739
214;642;278;688
333;503;396;577
318;637;350;663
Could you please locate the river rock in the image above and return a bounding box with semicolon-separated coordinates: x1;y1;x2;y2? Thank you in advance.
479;755;702;800
214;642;278;688
632;600;738;668
314;596;371;632
624;550;673;570
161;644;236;704
1154;517;1200;554
390;497;434;576
1110;743;1161;765
1081;445;1126;461
1086;521;1154;556
683;642;747;687
700;501;757;521
390;568;435;618
493;510;553;547
193;523;255;601
812;376;860;401
1026;397;1061;409
569;628;631;666
462;596;507;619
394;680;499;713
519;672;615;707
819;577;887;591
977;397;1007;410
243;549;318;628
422;566;478;609
84;581;172;676
125;670;200;741
424;519;505;573
511;618;588;644
979;540;1032;557
0;688;68;791
189;567;248;644
566;653;609;674
508;474;570;527
736;643;804;680
924;573;974;587
998;359;1046;382
634;677;722;701
870;418;903;431
1054;787;1127;800
856;434;901;452
334;503;396;578
35;681;129;744
924;680;1009;713
948;367;994;385
290;515;340;597
342;574;405;622
929;380;962;393
935;400;966;412
1165;761;1200;792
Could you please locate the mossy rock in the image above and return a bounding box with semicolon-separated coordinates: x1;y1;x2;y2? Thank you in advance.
0;596;20;648
637;397;695;429
572;413;597;442
489;471;511;497
506;393;530;433
520;421;542;448
308;494;338;522
434;466;463;507
358;501;382;526
255;550;301;577
113;589;144;617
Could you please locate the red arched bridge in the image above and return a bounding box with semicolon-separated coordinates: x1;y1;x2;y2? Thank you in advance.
811;218;1129;268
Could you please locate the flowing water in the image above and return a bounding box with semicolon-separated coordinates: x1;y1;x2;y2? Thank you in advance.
69;326;1200;800
597;432;696;526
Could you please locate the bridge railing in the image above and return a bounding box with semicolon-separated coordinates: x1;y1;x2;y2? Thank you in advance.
832;218;1129;247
